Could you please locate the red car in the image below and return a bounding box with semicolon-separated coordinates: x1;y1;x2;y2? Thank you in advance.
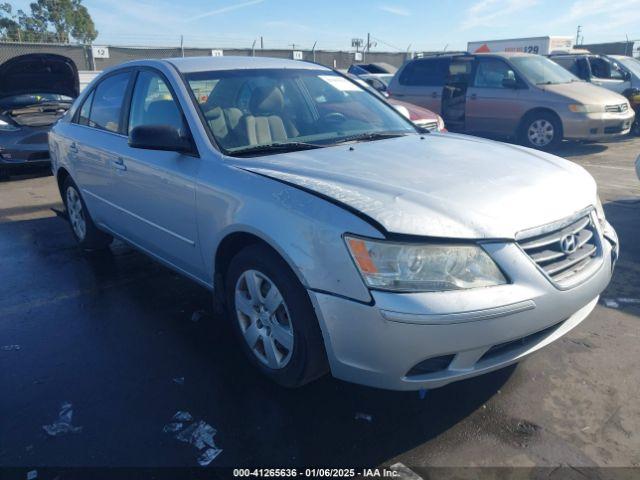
349;74;445;132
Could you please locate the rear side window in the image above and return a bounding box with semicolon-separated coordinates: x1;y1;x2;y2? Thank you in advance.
399;58;450;86
89;72;131;133
128;70;183;134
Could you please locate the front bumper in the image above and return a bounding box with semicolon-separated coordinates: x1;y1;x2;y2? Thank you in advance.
0;146;50;167
311;221;617;391
561;109;635;141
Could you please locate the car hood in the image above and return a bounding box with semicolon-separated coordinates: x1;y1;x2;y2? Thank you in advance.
230;133;597;239
388;99;438;121
542;81;628;105
0;54;79;105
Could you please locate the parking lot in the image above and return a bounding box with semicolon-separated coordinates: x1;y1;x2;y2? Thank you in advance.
0;137;639;476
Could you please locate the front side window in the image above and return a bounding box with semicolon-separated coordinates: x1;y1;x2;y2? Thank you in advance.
473;58;517;88
589;57;624;80
129;70;184;134
509;55;578;85
185;69;415;155
89;72;131;133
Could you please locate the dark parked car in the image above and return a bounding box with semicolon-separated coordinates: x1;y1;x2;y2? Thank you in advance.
0;54;79;179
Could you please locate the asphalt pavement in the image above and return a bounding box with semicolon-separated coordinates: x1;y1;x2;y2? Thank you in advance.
0;137;639;477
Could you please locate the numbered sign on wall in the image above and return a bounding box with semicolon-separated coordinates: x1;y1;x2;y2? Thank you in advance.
91;46;110;59
211;49;224;57
292;51;303;60
354;52;363;61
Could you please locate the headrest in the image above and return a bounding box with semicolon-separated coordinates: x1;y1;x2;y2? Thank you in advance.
249;86;284;115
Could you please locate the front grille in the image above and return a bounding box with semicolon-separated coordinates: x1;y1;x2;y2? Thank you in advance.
27;151;49;161
605;103;628;113
517;212;601;288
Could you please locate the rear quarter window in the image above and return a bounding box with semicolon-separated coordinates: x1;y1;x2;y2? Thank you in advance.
399;58;451;86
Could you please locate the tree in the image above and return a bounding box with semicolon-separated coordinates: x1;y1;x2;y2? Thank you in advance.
0;0;97;43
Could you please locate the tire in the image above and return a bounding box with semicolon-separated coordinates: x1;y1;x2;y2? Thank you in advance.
62;176;113;251
520;112;562;150
0;167;9;181
225;243;328;388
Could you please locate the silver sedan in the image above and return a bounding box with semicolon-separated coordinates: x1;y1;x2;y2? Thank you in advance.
49;56;618;390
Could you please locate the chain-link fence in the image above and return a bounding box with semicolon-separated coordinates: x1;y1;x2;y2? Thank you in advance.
0;41;413;72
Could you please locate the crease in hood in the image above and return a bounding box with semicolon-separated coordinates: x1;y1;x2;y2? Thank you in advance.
229;133;597;239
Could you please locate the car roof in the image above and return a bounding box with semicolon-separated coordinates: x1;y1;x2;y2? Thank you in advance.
473;52;537;58
165;56;330;73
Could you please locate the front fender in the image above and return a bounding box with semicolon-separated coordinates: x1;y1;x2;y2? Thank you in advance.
196;164;382;303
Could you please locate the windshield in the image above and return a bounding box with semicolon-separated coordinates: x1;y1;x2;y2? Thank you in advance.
510;55;579;85
0;93;73;108
614;56;640;79
185;68;415;155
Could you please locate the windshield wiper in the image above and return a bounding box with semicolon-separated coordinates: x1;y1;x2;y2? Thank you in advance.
330;131;408;145
230;141;323;157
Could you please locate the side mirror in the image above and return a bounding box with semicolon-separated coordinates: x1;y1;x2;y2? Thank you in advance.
502;77;519;89
129;125;192;153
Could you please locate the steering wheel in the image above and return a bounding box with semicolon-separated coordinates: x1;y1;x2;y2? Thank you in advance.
322;112;346;124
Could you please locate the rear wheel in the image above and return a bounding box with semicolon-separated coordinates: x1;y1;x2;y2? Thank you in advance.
62;177;113;251
520;112;562;150
225;244;328;387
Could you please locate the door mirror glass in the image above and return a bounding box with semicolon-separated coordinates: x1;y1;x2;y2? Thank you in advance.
129;125;192;152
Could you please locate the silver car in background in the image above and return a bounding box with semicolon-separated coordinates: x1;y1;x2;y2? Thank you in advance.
49;57;618;390
388;52;635;149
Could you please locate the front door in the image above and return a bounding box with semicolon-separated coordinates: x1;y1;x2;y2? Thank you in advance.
589;56;631;94
111;69;203;277
465;57;525;136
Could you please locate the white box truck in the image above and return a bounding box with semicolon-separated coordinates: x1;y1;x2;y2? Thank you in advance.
467;36;574;55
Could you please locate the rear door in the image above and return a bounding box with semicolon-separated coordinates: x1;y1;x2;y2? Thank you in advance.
68;70;133;227
465;57;526;136
110;68;203;277
389;58;450;113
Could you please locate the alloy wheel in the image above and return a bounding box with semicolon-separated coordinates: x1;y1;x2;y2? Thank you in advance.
234;269;294;369
527;119;555;147
66;187;86;241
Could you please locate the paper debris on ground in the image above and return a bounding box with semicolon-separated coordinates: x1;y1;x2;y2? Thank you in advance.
355;412;373;422
173;377;185;385
1;345;21;351
389;462;424;480
163;411;222;466
191;310;205;322
42;402;82;436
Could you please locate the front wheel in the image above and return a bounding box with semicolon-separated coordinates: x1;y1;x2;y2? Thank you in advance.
520;112;562;150
62;177;113;251
225;244;328;387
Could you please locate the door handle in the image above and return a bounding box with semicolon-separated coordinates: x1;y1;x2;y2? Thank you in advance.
470;93;477;100
113;157;127;171
69;142;78;152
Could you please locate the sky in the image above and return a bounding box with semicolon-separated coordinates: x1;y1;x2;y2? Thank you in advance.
7;0;640;50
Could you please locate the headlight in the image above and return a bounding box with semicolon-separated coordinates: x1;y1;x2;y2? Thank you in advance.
345;235;507;292
595;195;606;224
568;104;603;113
0;119;19;131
